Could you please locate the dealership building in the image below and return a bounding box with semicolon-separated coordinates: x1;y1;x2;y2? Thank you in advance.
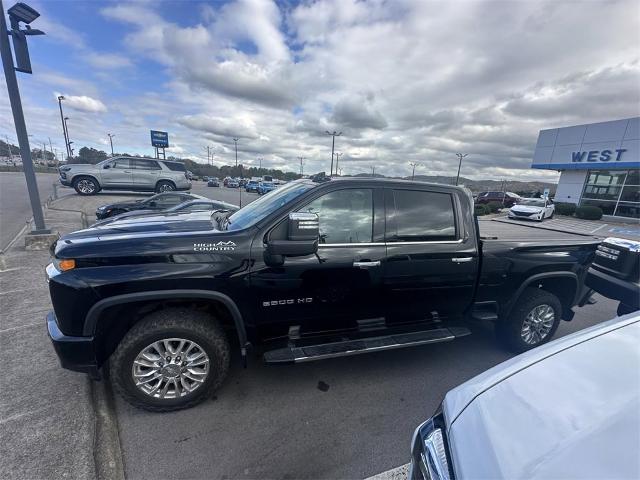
532;117;639;219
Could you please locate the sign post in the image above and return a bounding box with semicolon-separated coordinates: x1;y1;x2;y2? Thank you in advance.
150;130;168;159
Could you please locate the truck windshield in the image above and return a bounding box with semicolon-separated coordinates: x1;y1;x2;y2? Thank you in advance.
225;181;314;230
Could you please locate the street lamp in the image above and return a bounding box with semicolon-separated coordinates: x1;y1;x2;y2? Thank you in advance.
455;153;468;186
57;95;70;158
107;133;115;156
325;130;342;176
1;0;49;233
409;162;419;180
233;137;239;167
63;116;72;156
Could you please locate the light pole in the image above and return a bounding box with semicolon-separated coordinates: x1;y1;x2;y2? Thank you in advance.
63;116;71;156
334;152;342;175
297;156;306;176
257;156;263;170
107;133;115;156
325;130;342;176
1;0;48;233
455;153;468;186
409;162;419;180
57;95;69;158
233;137;239;167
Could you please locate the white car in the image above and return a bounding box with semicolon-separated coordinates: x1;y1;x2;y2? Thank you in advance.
508;198;554;221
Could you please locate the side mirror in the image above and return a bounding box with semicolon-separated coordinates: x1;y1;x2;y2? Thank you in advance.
103;164;111;169
267;212;319;258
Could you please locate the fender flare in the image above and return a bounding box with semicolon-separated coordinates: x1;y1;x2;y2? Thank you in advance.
84;289;249;356
503;272;578;318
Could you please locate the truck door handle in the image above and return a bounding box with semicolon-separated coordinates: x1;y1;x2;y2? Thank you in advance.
452;257;473;263
353;260;381;268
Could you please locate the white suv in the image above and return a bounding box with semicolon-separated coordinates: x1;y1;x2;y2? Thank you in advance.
58;157;192;195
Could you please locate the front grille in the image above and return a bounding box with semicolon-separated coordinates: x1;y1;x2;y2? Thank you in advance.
512;210;533;217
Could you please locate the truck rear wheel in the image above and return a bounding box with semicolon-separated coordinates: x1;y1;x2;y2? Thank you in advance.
110;307;230;412
497;288;561;353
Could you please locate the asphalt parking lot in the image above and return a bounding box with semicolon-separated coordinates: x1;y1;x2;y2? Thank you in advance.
0;175;622;479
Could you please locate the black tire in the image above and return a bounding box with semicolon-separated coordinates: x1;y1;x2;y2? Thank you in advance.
155;180;175;193
617;302;637;316
73;176;99;195
497;287;562;353
110;308;230;412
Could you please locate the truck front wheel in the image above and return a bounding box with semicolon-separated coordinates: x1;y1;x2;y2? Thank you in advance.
497;288;561;353
110;308;230;412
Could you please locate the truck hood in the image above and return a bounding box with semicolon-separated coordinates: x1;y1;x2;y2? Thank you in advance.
444;314;640;479
54;211;228;258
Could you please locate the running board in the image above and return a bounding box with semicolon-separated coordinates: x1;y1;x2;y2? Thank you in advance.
263;327;471;364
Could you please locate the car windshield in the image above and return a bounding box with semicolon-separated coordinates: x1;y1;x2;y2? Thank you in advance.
518;198;545;207
225;180;314;230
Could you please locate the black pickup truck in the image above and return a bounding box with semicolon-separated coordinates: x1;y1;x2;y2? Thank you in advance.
46;177;599;411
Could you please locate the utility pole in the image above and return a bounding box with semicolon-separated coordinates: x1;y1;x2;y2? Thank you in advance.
5;134;12;159
325;130;342;176
0;0;49;233
257;156;263;170
297;156;306;176
409;162;419;180
371;166;375;177
455;153;468;186
334;152;343;175
48;136;54;166
107;133;115;156
233;137;239;167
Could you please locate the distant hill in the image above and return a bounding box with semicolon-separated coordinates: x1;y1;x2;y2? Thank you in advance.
351;173;556;196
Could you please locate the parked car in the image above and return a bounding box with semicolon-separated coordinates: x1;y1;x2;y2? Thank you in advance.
58;156;191;195
508;197;555;221
245;180;260;192
46;177;598;411
476;191;521;207
239;179;248;187
207;178;220;187
409;313;640;480
93;198;238;225
95;192;204;219
257;181;276;195
586;237;640;316
226;179;240;188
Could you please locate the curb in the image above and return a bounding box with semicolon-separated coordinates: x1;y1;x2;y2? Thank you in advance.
366;464;409;480
92;375;125;480
492;217;597;238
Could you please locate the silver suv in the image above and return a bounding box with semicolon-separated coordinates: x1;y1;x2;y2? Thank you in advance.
58;157;192;195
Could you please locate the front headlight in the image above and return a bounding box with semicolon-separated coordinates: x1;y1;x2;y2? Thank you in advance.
411;410;453;480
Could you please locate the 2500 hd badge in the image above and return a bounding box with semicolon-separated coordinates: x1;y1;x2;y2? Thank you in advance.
46;177;598;412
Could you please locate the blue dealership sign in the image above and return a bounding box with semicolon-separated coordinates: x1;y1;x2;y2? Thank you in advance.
150;130;169;148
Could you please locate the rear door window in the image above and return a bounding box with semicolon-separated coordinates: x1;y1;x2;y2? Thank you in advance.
164;162;186;172
133;159;161;170
388;189;457;241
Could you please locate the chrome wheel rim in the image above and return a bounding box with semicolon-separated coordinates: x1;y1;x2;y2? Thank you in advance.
77;179;95;194
158;183;174;192
521;304;555;345
132;338;210;399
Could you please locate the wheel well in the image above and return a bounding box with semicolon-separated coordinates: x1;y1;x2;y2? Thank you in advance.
156;179;176;188
73;174;100;186
517;276;577;320
94;298;237;366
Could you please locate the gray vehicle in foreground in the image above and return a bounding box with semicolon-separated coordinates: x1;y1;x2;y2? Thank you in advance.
410;313;640;480
58;156;192;195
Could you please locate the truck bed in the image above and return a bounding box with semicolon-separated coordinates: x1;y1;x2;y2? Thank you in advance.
478;218;599;242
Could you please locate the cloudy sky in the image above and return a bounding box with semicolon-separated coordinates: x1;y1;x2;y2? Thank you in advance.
1;0;639;181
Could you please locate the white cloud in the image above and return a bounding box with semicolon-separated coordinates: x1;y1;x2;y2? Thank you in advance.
56;94;108;113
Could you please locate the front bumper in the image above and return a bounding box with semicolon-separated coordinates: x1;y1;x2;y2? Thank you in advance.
586;267;640;309
59;175;72;187
46;311;100;379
